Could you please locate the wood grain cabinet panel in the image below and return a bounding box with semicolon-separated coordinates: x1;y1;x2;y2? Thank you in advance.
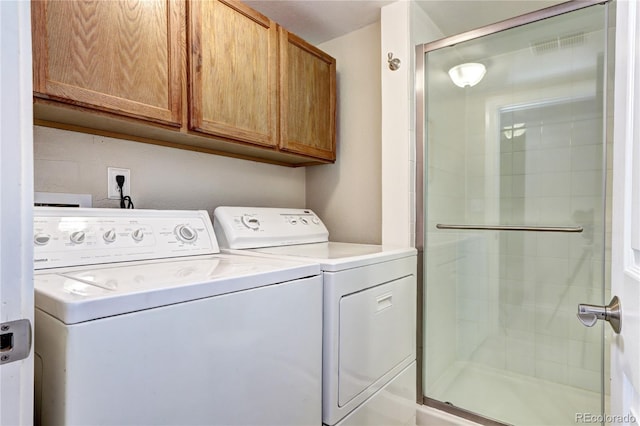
279;29;336;161
189;0;278;148
32;0;336;166
32;0;182;126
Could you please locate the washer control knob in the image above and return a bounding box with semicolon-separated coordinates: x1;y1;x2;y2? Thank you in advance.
34;233;51;246
131;228;145;242
70;231;86;244
300;218;309;225
290;218;298;225
175;225;197;243
241;215;260;230
103;229;117;243
312;217;320;224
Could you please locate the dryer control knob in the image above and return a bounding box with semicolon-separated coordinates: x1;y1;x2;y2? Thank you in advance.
103;229;117;243
70;231;86;244
131;228;145;242
241;215;260;230
34;233;51;246
175;225;197;243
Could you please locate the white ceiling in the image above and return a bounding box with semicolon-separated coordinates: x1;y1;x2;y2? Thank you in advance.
244;0;394;45
415;1;564;38
245;0;566;45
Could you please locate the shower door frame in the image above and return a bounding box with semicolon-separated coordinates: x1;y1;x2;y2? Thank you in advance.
415;1;609;424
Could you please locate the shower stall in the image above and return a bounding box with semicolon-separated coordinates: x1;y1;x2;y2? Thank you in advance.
416;2;612;425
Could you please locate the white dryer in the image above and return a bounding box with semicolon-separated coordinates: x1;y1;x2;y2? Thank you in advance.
33;207;322;426
213;206;418;426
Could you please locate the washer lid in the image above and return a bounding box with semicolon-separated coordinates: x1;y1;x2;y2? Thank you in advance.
35;254;320;324
244;242;417;272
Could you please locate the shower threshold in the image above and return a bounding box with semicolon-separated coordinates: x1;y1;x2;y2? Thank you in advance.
424;361;602;426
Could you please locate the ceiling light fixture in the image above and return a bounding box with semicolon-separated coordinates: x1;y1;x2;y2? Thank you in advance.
448;63;486;88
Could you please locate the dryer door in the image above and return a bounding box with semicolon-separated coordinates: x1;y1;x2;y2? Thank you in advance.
338;275;415;406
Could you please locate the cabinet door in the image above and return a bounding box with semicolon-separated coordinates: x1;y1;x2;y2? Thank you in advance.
32;0;182;126
279;29;336;161
189;0;278;148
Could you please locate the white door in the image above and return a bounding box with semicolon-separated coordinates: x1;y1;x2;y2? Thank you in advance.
611;0;640;423
0;1;34;425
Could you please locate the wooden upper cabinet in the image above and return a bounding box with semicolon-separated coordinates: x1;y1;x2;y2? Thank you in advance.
279;29;336;161
32;0;182;126
31;0;336;165
189;0;278;148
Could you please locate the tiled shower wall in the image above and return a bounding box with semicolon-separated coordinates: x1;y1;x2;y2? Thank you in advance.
425;26;611;395
423;77;471;389
459;99;608;392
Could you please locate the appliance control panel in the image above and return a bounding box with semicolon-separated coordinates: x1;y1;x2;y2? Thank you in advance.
213;206;329;249
34;207;219;269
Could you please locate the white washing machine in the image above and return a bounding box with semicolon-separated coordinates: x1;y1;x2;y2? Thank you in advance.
33;207;323;426
213;206;418;426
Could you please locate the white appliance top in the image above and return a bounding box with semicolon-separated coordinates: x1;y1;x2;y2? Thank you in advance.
35;254;319;324
241;242;416;272
34;207;219;269
214;207;416;271
33;207;321;324
253;242;387;259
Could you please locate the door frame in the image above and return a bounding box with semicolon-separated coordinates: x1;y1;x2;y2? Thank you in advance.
0;1;35;425
610;0;640;422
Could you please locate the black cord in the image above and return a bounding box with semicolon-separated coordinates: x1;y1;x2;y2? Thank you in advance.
120;194;134;209
115;175;135;209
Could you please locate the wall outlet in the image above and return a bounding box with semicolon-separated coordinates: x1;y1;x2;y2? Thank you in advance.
107;167;131;200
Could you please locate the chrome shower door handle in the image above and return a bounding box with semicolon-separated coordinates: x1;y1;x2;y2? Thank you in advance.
577;296;621;334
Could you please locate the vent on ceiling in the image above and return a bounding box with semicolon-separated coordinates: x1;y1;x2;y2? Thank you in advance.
530;32;585;55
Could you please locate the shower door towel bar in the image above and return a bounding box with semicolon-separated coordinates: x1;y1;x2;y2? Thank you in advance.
436;224;584;233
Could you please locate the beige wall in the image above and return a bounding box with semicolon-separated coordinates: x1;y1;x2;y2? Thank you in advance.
34;126;306;216
306;22;382;244
35;23;383;241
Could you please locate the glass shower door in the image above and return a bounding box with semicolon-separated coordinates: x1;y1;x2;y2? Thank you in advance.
421;4;609;425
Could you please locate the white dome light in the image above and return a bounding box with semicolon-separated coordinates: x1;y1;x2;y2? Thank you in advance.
448;63;487;88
